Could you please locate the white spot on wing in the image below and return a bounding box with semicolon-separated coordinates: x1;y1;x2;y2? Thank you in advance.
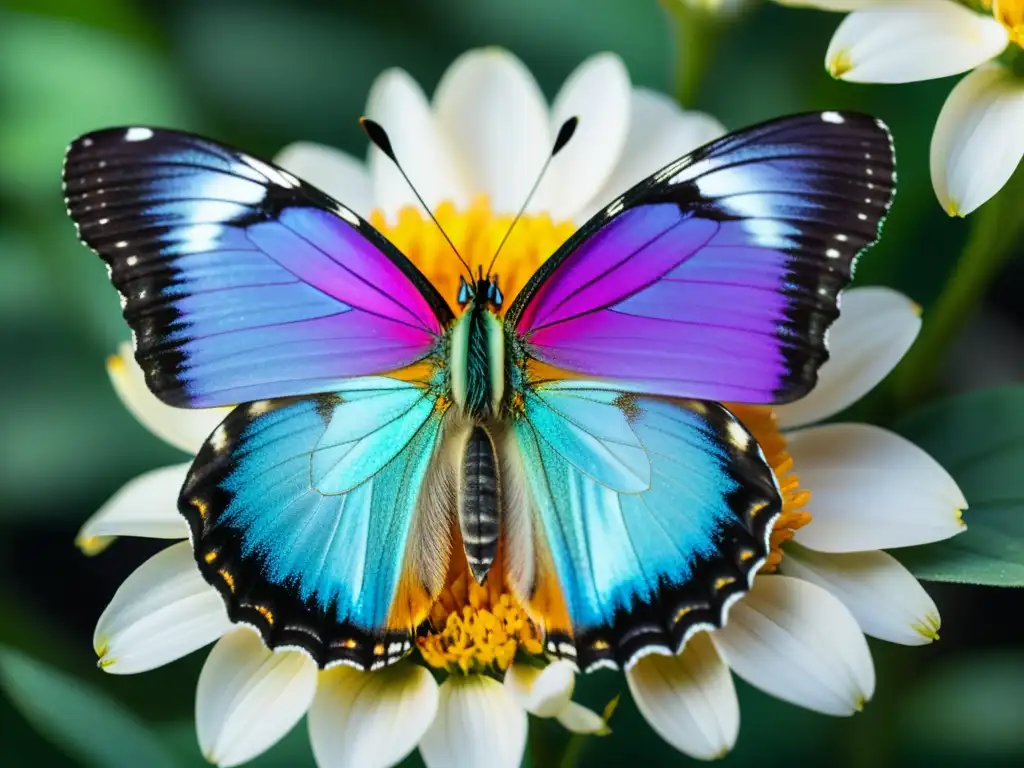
242;154;296;189
211;425;228;452
726;421;750;450
825;248;841;259
248;400;272;416
821;111;844;125
126;255;139;266
333;204;360;226
125;127;154;142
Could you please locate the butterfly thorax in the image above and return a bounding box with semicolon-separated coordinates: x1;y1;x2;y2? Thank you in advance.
450;278;506;421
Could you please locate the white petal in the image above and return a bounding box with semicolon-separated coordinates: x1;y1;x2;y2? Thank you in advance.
825;2;1008;83
94;541;231;675
535;53;631;221
580;88;725;223
780;546;941;645
433;49;550;214
308;663;438;768
197;628;317;768
420;675;527;768
555;701;608;735
274;142;374;218
504;660;575;718
788;423;968;552
627;633;738;760
775;287;921;429
76;464;191;555
108;342;230;454
931;63;1024;217
365;68;466;219
713;575;874;716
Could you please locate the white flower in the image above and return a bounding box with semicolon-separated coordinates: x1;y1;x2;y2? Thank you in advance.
277;48;724;226
799;0;1024;216
625;285;968;759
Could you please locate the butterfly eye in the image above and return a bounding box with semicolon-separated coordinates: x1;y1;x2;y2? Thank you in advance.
488;279;503;307
457;277;472;307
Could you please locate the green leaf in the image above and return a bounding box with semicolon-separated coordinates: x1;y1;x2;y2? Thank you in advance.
892;386;1024;586
0;648;179;768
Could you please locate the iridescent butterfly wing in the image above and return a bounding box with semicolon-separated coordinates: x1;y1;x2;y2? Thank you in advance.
504;112;896;669
64;128;456;668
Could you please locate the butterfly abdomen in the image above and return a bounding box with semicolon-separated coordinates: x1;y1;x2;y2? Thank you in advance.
459;425;501;584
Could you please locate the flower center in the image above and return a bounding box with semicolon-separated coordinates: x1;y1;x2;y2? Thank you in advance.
417;546;544;674
990;0;1024;47
369;196;576;312
726;404;812;572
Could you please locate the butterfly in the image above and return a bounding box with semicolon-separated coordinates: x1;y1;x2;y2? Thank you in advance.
63;111;895;672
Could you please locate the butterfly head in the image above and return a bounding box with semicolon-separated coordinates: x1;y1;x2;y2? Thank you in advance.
457;273;503;312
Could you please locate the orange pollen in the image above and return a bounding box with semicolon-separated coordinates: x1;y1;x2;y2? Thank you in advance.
726;404;812;572
369;196;576;312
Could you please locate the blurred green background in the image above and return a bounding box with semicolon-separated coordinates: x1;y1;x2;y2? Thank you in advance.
1;0;1023;766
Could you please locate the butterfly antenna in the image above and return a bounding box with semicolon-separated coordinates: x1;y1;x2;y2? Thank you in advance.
484;116;579;279
360;117;473;281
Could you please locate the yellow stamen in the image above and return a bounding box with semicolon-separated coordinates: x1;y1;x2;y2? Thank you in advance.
369;196;575;312
993;0;1024;47
727;404;813;572
417;545;543;674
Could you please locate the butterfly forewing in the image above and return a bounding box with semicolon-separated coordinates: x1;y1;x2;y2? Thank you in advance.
509;110;896;405
63;127;454;408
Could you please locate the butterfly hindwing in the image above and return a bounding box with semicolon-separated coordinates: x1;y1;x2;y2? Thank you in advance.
508;111;895;404
63;127;453;408
180;377;452;670
508;381;781;671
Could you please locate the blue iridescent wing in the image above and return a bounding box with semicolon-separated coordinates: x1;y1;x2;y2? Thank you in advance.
508;111;895;404
63;127;454;408
180;378;451;669
509;382;780;670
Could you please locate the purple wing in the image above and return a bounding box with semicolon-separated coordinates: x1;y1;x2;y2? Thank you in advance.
64;127;453;408
509;112;895;404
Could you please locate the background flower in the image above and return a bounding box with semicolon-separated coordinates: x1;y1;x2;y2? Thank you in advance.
799;0;1024;216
